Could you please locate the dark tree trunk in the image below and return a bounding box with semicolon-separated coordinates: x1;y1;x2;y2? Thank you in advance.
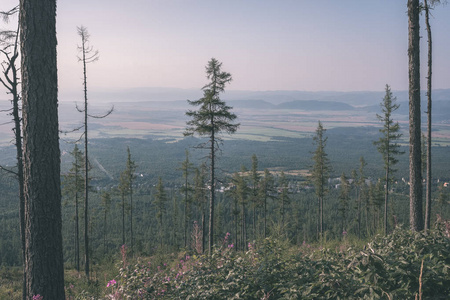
20;0;65;298
241;202;246;251
384;164;389;236
356;187;361;239
122;192;126;245
130;186;133;256
201;211;206;254
264;194;267;239
408;0;424;231
75;191;80;272
424;0;432;231
83;41;91;281
104;207;107;254
184;175;188;248
209;130;215;254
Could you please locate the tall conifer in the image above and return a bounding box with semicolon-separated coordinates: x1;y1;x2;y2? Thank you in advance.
184;58;239;254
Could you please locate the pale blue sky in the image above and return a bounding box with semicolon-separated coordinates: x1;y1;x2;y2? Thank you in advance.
2;0;450;93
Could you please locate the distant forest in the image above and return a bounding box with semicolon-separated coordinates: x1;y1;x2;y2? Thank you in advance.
0;126;449;266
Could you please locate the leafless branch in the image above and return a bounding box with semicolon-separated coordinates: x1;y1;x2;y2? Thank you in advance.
88;105;114;119
0;120;14;126
0;6;18;23
75;102;85;113
60;124;85;135
0;164;18;176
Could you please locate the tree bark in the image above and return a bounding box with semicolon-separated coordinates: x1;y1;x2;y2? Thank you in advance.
408;0;424;231
209;129;215;255
384;166;389;236
82;33;91;280
20;0;65;298
424;0;432;231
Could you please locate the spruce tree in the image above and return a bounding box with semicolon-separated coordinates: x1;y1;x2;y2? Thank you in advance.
373;85;403;235
250;154;260;239
101;191;112;254
179;150;194;248
278;171;290;229
62;144;85;272
310;121;331;240
338;172;350;234
259;169;274;238
125;147;136;254
184;58;239;254
193;163;208;253
154;177;167;249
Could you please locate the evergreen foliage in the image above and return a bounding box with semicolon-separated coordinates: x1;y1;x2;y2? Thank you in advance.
373;84;403;235
184;58;239;254
154;177;168;248
62;144;85;272
310;121;331;240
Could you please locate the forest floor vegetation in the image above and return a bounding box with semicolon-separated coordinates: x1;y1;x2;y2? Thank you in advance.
1;218;449;299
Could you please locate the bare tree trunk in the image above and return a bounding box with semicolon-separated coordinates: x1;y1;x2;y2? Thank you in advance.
122;192;126;245
408;0;424;231
184;175;188;248
424;0;432;231
264;195;267;239
201;212;206;254
209;130;215;254
20;0;65;298
357;187;361;239
130;186;133;256
384;163;389;236
75;191;80;272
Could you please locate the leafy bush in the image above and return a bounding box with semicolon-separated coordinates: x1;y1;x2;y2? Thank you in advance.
97;220;449;299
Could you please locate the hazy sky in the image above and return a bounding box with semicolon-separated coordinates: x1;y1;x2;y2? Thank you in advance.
2;1;450;93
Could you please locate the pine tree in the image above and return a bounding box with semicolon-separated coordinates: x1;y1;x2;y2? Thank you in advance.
193;163;208;253
20;0;65;297
423;0;444;230
310;121;331;240
338;172;350;234
407;0;423;231
231;167;249;251
62;144;85;272
179;150;194;248
250;154;260;240
259;169;274;238
101;191;112;254
76;26;113;279
125;147;136;254
278;171;290;229
184;58;239;254
154;177;167;249
0;7;25;298
357;157;367;239
373;85;403;235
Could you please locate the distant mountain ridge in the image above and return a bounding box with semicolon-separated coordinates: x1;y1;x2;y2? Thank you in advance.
57;87;450;107
275;100;354;111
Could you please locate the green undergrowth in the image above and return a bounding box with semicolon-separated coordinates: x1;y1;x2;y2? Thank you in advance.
1;220;449;299
99;220;449;299
0;266;22;299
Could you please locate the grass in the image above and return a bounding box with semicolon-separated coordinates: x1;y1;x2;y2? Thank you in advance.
0;267;22;299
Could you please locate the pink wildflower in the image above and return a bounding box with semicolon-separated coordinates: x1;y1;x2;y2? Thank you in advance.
33;295;43;300
107;279;117;287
